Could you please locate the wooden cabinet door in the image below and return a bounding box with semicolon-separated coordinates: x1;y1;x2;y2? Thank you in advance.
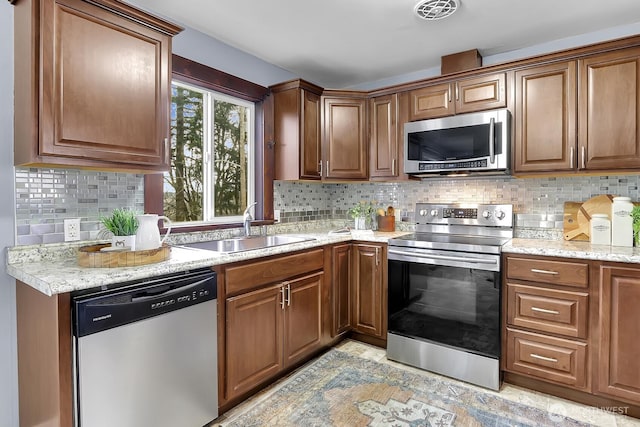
33;0;173;168
273;83;322;180
408;83;454;120
323;96;368;179
352;244;384;338
226;284;283;399
300;90;322;178
332;244;352;336
369;94;399;178
514;62;577;173
596;266;640;404
579;48;640;171
455;73;507;114
283;272;323;367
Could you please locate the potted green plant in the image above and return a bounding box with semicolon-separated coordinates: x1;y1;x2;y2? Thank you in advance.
632;205;640;247
100;208;139;250
348;200;376;230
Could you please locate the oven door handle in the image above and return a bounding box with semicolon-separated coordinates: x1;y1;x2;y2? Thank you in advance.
388;248;498;265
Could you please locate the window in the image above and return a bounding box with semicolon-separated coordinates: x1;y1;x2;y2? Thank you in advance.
144;55;271;231
165;81;255;225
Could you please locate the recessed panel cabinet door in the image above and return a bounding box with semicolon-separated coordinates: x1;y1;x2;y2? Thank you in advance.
40;0;171;167
323;96;368;179
352;243;385;338
579;48;640;170
597;266;640;404
514;62;577;173
332;244;352;336
369;94;398;178
283;272;323;367
226;284;284;399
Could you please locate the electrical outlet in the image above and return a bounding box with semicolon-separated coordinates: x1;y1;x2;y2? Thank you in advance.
64;218;81;242
274;209;281;223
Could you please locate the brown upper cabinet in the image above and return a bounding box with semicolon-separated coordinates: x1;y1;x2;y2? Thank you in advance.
369;94;398;178
514;61;577;173
514;46;640;174
14;0;181;171
322;93;368;180
408;72;506;121
579;47;640;171
272;80;323;180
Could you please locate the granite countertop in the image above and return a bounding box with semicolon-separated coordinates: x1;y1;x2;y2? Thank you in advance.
504;238;640;263
6;229;411;296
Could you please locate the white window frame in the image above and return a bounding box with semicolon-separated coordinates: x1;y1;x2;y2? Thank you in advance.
170;80;255;225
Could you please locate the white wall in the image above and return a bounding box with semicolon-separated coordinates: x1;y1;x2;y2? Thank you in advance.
0;2;18;427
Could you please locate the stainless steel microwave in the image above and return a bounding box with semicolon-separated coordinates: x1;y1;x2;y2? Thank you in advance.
404;108;511;177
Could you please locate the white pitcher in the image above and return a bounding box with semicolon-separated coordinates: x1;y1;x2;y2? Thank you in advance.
135;214;172;251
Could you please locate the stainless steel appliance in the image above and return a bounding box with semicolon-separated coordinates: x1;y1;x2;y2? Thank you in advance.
387;203;513;390
404;109;510;177
72;268;218;427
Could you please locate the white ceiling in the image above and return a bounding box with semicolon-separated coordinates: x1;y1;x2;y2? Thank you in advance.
127;0;640;88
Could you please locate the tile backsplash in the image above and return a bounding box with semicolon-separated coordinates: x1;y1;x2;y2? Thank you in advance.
15;168;144;245
13;167;640;245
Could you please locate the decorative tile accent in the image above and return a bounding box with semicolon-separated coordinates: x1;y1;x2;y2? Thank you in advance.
14;168;144;245
14;168;640;245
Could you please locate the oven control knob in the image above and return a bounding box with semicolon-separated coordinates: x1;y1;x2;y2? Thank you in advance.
430;209;438;217
495;210;506;220
419;209;428;216
482;210;492;219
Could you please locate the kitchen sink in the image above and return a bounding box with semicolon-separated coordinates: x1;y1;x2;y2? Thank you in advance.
176;235;316;253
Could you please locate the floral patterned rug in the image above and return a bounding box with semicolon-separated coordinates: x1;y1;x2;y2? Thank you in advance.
220;348;593;427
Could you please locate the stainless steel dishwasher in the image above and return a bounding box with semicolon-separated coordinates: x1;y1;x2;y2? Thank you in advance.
72;268;218;427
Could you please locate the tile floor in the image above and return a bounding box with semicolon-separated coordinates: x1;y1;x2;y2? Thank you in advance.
215;340;640;426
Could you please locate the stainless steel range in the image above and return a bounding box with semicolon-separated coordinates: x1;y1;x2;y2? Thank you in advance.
386;203;513;390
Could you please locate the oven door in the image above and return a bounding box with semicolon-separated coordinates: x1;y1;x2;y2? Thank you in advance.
387;246;501;359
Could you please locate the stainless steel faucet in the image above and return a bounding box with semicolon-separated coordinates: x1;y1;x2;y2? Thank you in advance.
243;202;258;237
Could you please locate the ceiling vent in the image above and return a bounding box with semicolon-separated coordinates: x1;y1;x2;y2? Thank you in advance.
414;0;459;21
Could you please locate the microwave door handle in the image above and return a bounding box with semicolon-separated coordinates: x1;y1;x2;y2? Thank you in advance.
489;117;496;164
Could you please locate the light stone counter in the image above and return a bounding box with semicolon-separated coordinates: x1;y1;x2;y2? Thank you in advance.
6;229;411;296
504;238;640;263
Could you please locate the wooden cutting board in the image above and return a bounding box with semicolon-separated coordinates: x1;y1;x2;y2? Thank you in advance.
563;201;587;241
564;195;615;240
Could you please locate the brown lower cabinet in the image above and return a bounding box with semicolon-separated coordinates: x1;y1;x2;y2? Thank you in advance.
220;249;325;406
596;265;640;403
351;243;386;340
503;254;640;415
225;272;323;399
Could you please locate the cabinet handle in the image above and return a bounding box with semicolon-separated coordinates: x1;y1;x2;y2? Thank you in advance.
581;146;586;169
531;307;560;315
391;158;396;175
570;146;575;169
286;282;291;307
455;83;459;101
280;286;286;310
447;86;452;103
530;353;558;363
375;247;380;266
326;161;329;176
530;268;559;275
489;118;495;164
318;161;322;177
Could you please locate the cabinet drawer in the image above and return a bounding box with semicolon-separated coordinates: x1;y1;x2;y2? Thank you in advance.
505;328;588;389
225;249;324;295
506;257;588;288
506;284;588;338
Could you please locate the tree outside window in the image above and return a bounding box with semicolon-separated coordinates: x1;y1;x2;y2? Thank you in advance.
165;81;254;224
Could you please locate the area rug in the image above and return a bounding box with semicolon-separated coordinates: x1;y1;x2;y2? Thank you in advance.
221;348;593;426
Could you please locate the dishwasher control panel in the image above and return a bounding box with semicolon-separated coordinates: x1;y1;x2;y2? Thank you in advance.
73;269;217;338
